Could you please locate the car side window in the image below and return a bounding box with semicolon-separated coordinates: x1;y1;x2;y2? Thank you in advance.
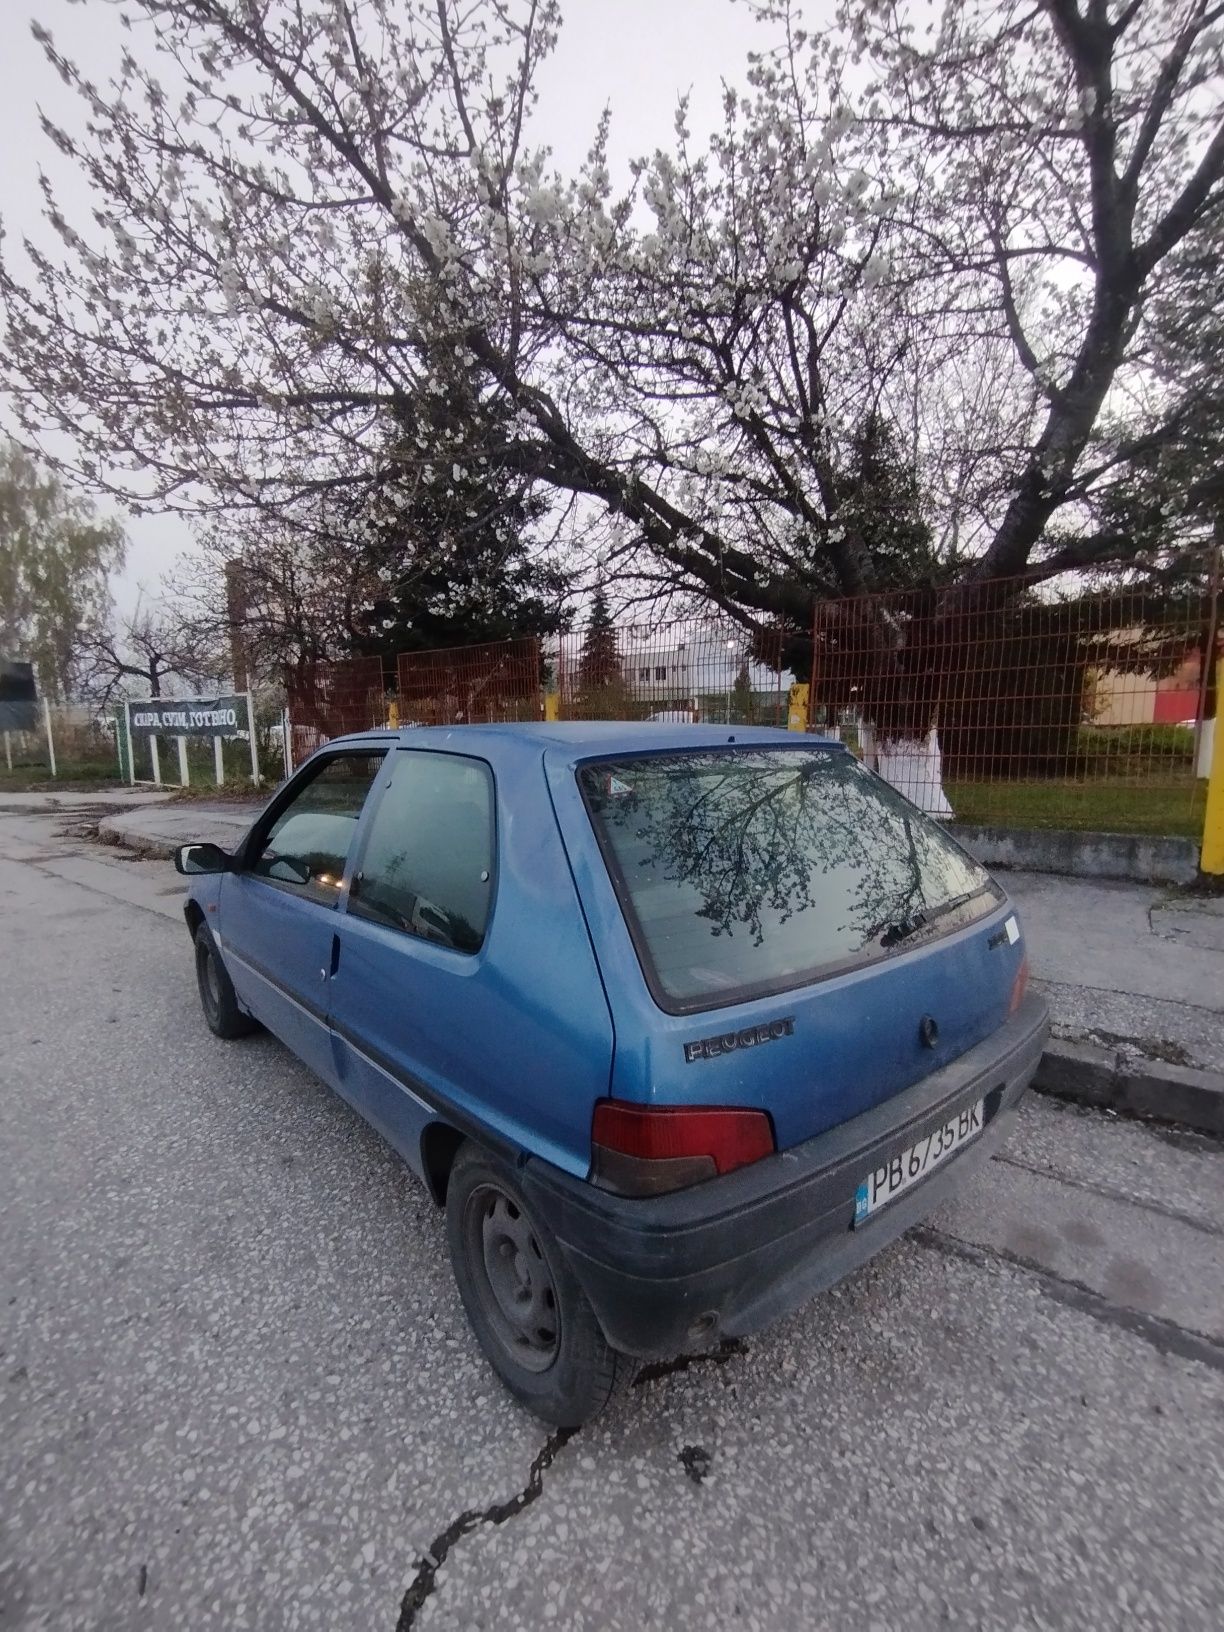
250;752;385;905
348;752;494;953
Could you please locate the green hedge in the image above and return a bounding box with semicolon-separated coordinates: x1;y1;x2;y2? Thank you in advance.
1077;723;1195;764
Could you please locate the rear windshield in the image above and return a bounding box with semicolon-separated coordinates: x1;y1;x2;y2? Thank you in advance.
578;748;1001;1012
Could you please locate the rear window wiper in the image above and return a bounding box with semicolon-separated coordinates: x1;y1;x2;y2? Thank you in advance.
878;889;989;949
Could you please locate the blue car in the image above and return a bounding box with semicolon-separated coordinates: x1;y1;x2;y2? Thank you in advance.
176;723;1048;1424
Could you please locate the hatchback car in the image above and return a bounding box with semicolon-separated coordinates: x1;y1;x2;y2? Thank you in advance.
176;723;1048;1424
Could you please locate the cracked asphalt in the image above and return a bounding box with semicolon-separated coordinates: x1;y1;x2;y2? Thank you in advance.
2;803;1222;1631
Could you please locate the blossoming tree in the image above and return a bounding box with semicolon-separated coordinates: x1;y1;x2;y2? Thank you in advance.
2;0;1220;781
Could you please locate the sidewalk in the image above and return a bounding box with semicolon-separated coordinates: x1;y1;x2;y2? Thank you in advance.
1003;871;1224;1132
0;788;174;811
96;798;257;856
92;801;1224;1135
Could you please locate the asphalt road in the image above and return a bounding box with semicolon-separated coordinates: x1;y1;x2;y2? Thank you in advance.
2;802;1222;1632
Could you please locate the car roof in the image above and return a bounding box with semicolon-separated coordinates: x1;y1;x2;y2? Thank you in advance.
327;721;845;762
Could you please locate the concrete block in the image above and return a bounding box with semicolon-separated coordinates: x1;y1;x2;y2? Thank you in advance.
949;824;1199;886
1033;1037;1224;1137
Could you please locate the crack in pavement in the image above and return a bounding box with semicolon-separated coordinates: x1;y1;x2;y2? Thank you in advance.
6;852;177;924
914;1226;1224;1374
1078;1027;1194;1066
1036;976;1224;1023
632;1337;748;1387
992;1152;1224;1239
9;851;85;863
394;1427;577;1630
392;1342;749;1627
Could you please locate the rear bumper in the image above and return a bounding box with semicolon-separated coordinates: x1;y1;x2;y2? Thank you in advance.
522;993;1049;1358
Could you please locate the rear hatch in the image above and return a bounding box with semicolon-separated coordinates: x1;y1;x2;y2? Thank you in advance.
555;740;1025;1151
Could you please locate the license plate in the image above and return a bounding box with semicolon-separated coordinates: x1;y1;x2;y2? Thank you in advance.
853;1099;984;1226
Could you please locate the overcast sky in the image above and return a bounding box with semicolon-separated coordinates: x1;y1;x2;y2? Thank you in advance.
0;0;793;616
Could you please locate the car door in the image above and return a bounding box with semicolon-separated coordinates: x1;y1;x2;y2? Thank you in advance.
325;747;498;1168
219;748;386;1086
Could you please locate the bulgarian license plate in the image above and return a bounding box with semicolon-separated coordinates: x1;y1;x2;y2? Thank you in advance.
853;1099;984;1226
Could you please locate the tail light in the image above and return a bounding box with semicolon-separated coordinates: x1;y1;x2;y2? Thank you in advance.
1009;955;1030;1015
591;1100;776;1197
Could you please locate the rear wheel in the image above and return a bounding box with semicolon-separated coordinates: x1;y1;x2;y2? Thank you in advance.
194;924;257;1040
445;1144;628;1426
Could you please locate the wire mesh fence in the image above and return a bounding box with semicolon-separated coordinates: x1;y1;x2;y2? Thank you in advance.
280;623;796;744
396;638;543;726
555;620;791;725
272;576;1219;840
284;655;388;764
2;699;271;789
809;572;1219;837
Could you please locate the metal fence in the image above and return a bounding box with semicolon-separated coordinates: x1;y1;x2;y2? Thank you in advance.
280;623;796;749
809;573;1219;836
397;638;542;726
275;579;1219;840
554;620;790;725
2;699;271;789
284;654;387;764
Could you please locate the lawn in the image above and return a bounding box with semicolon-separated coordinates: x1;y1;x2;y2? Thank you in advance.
0;761;126;794
946;779;1206;839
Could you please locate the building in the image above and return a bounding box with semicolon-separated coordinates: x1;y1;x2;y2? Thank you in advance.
618;640;794;717
1089;647;1203;727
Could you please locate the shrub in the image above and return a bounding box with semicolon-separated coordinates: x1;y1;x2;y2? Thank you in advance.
1076;723;1195;765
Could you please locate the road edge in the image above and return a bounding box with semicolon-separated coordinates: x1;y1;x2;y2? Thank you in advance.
1033;1036;1224;1137
96;816;181;858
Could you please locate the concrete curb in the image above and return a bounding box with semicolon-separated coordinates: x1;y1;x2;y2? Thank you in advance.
95;819;177;858
1033;1036;1224;1137
96;815;253;859
949;823;1199;886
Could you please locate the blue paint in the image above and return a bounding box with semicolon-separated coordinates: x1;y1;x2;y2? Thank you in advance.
187;723;1024;1188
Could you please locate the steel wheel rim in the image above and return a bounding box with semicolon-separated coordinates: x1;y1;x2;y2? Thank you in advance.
464;1183;560;1373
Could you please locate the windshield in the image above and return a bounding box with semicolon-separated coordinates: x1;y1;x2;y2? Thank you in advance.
578;747;1000;1012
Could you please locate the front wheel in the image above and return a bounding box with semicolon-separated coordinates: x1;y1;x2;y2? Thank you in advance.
445;1144;629;1426
194;924;257;1040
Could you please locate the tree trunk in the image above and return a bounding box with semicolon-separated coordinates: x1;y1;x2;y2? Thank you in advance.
974;280;1139;582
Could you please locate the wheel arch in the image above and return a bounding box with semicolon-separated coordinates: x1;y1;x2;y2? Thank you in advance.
420;1121;466;1207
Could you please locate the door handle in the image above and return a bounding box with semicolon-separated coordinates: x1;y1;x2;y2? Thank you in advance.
328;931;342;978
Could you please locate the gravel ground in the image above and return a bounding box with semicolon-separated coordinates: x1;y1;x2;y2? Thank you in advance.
2;806;1221;1632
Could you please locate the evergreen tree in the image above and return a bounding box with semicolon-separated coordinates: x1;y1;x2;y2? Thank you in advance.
578;583;621;689
347;360;571;662
731;657;754;723
836;413;939;591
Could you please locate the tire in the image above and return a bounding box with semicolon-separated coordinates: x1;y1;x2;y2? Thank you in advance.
194;923;258;1040
445;1143;629;1426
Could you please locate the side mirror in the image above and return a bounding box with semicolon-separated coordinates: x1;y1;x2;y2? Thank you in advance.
174;842;232;876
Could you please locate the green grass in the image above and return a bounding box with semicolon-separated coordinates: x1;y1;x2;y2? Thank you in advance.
0;761;125;793
1076;722;1196;764
946;779;1206;838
